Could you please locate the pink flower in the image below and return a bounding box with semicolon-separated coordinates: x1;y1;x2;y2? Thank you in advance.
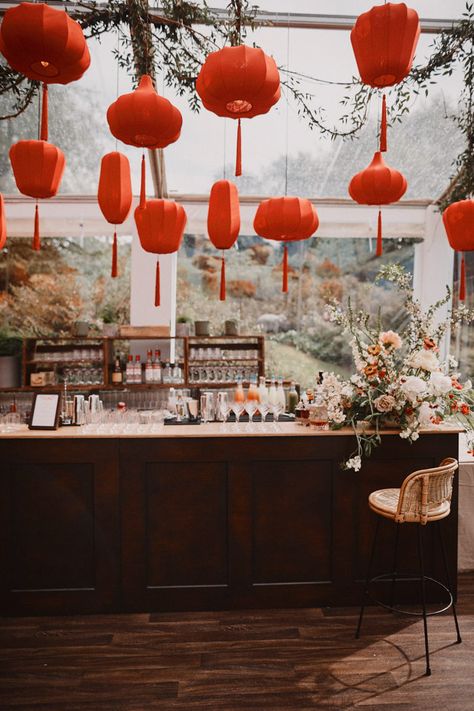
380;330;402;350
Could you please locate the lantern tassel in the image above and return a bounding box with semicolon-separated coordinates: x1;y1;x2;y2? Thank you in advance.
282;243;288;293
220;255;226;301
33;204;40;251
111;230;118;278
40;83;48;142
460;253;466;302
140;154;146;209
154;259;160;307
376;209;383;257
380;93;387;152
235;119;242;177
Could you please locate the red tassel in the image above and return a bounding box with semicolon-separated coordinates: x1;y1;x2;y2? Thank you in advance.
460;253;466;302
140;154;146;208
282;244;288;293
40;83;48;142
111;231;118;278
154;259;160;307
33;204;40;251
235;119;242;177
380;94;387;152
376;209;383;257
220;255;226;301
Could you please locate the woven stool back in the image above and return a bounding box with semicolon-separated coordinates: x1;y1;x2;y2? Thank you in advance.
395;457;458;525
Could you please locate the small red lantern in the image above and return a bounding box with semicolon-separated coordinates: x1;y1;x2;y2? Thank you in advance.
207;180;240;300
443;199;474;302
134;200;187;307
253;197;319;292
348;151;407;256
9;140;65;250
0;195;6;250
196;45;280;176
107;75;182;205
98;152;133;278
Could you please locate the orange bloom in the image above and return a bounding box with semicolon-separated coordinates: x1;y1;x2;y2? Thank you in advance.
450;402;458;412
430;416;443;425
461;403;470;415
423;337;437;351
367;344;381;356
364;364;378;378
378;369;387;379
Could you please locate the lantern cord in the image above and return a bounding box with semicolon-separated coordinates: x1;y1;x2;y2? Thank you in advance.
40;84;48;142
111;230;118;278
284;10;290;196
155;258;161;307
376;209;383;257
33;203;40;251
140;153;146;209
282;243;288;293
460;253;466;302
220;254;226;301
380;93;387;152
235;119;242;177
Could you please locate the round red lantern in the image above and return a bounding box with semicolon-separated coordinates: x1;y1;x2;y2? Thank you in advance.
443;199;474;301
348;151;407;256
196;45;280;176
98;152;133;278
207;180;240;300
0;194;6;251
9;140;65;250
134;200;187;307
253;197;319;292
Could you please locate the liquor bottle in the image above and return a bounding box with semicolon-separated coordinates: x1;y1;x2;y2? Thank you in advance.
134;355;142;384
288;381;298;414
277;377;286;411
144;349;153;383
234;377;245;403
162;361;171;384
125;355;133;383
258;376;268;404
247;377;260;402
152;349;162;383
268;377;277;406
111;354;123;384
173;362;183;384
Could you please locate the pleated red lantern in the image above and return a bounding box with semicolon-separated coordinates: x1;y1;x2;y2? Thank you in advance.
98;152;133;278
253;197;319;292
9;140;65;250
351;3;420;152
348;151;407;256
207;180;240;300
107;75;182;205
443;199;474;302
0;194;6;251
135;200;187;307
196;45;280;176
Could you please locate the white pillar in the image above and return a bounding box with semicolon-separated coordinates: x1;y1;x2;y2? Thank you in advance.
130;235;177;332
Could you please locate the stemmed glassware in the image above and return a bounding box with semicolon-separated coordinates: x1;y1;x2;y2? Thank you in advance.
270;401;283;423
258;400;269;424
245;397;257;423
231;398;244;423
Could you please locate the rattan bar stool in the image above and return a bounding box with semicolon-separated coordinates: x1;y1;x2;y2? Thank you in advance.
355;457;461;676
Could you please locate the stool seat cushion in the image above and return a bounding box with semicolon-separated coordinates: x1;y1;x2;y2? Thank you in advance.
369;487;451;522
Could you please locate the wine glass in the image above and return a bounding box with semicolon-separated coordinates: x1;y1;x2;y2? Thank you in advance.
270;401;283;423
258;401;269;424
245;397;257;423
231;398;244;423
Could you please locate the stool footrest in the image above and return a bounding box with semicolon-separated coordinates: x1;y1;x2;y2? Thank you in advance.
366;572;453;617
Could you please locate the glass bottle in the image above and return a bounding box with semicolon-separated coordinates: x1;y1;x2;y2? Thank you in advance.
125;354;133;384
277;377;286;411
134;355;142;384
288;381;298;414
152;349;162;383
258;375;268;404
268;377;278;406
162;362;171;384
111;354;123;385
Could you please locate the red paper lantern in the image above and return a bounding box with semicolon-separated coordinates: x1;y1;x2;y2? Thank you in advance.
9;140;65;250
348;151;407;256
253;197;319;292
196;45;280;176
135;200;187;307
107;74;182;207
443;199;474;302
207;180;240;300
0;194;6;251
98;152;133;278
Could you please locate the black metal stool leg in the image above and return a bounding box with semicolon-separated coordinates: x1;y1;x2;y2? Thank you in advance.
390;523;400;609
437;520;462;644
417;523;431;676
356;517;380;639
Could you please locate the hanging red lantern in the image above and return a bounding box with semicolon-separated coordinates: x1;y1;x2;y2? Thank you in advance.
207;180;240;300
134;200;187;307
98;152;133;278
9;140;65;250
351;3;420;152
253;197;319;292
107;75;182;205
348;151;407;256
443;199;474;302
0;195;6;251
196;45;280;177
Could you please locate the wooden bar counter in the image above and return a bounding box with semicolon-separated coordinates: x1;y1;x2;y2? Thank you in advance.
0;423;460;616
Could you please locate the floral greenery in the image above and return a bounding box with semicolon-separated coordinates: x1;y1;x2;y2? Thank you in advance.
322;264;474;471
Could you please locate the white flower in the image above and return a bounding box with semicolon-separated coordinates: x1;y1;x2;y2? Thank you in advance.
379;330;402;350
346;456;362;471
400;429;411;439
400;375;427;403
408;350;439;372
463;379;472;391
411;431;420;441
374;394;396;413
428;371;452;396
418;401;433;426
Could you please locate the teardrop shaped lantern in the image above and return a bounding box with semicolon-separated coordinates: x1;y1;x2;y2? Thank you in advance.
196;45;280;176
207;180;240;300
0;194;6;251
98;152;133;278
253;197;319;293
443;199;474;302
107;75;182;205
134;200;187;307
9;140;65;250
351;3;420;152
348;151;407;256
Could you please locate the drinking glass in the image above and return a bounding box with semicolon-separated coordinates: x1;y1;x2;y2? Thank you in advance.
270;401;283;423
217;391;230;422
245;398;257;423
258;401;269;424
200;392;215;423
231;399;244;423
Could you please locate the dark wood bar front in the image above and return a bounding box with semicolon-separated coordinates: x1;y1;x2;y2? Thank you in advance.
0;426;459;616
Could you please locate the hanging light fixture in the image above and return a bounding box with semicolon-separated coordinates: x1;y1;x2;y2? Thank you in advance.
443;199;474;302
207;180;240;300
98;152;133;278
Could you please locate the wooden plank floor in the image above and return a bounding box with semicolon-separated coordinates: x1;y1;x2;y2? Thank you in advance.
1;574;474;710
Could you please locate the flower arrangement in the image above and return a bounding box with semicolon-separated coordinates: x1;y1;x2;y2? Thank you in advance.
321;264;474;471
